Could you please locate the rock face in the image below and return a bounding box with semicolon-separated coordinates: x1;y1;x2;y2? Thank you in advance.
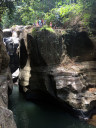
3;28;19;74
19;27;96;119
19;27;66;93
3;29;12;37
0;106;16;128
0;29;16;128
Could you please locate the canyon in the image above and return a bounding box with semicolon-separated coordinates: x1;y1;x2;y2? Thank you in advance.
1;25;96;127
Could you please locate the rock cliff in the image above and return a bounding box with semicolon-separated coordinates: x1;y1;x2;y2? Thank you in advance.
3;28;20;74
0;29;16;128
19;27;96;121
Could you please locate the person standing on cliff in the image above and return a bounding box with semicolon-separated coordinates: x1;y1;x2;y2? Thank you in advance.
50;22;52;28
41;19;44;26
36;21;39;27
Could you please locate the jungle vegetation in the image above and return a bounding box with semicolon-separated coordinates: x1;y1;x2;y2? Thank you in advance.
0;0;96;29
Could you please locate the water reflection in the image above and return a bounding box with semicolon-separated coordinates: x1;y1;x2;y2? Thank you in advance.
8;85;95;128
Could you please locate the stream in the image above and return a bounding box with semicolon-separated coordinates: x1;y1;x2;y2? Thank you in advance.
8;85;96;128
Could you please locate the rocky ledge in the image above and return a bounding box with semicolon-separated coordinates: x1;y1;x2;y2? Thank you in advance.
0;29;16;128
18;26;96;125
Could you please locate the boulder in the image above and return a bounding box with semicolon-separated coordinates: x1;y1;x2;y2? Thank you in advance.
19;27;96;119
19;27;66;92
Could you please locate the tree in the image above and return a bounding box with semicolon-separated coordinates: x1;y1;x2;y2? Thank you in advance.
1;0;96;29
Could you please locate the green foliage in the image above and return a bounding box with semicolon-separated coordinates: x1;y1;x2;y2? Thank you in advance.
40;25;55;33
59;4;83;24
44;1;96;30
59;4;82;17
44;3;83;27
18;3;45;25
31;27;39;37
0;0;16;15
31;25;55;38
45;8;59;25
0;0;23;28
1;0;96;30
82;13;90;26
19;6;35;25
1;5;23;28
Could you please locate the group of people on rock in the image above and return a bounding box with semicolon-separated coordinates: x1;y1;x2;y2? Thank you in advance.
33;19;56;28
34;19;45;27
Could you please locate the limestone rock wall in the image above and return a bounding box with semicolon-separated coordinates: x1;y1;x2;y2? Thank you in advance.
0;29;16;128
3;28;19;74
19;27;96;118
19;28;66;94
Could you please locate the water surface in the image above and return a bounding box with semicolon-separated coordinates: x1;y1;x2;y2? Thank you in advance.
9;85;96;128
